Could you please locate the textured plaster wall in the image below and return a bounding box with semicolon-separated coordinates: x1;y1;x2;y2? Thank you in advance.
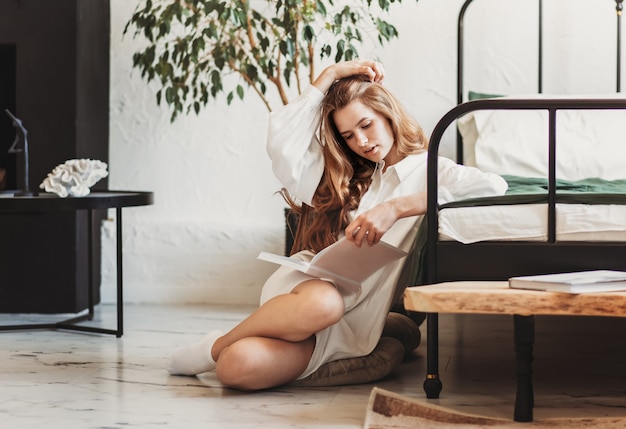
103;0;621;305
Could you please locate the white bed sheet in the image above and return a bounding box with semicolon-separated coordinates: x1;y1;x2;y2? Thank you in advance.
438;204;626;243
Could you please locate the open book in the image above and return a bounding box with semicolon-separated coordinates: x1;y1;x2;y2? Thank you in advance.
509;270;626;294
258;237;407;295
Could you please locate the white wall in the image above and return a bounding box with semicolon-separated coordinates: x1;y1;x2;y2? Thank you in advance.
103;0;622;305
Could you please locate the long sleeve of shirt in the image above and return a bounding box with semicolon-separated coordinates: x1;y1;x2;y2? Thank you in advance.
437;156;508;204
266;86;326;206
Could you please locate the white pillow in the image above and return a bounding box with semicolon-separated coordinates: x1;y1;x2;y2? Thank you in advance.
457;94;626;180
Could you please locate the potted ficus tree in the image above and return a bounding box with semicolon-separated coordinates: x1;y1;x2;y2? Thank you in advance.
124;0;418;121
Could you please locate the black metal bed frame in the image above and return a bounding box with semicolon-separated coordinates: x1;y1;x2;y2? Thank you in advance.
421;0;626;422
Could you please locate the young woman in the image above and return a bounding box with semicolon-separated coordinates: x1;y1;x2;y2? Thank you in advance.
167;60;508;390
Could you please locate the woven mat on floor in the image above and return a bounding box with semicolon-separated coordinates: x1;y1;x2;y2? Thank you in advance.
363;387;626;429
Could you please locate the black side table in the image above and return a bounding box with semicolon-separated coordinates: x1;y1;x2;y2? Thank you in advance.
0;191;154;337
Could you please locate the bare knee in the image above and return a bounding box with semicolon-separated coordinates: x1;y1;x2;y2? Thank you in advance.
216;343;258;390
216;338;312;391
295;281;344;330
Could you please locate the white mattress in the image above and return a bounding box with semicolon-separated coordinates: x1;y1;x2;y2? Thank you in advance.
438;204;626;243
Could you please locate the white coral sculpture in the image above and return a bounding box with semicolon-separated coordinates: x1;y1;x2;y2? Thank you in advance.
40;159;109;198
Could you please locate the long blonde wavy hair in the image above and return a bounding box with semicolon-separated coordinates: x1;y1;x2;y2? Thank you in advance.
285;75;428;254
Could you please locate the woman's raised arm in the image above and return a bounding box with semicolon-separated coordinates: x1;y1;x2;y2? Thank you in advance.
312;60;385;94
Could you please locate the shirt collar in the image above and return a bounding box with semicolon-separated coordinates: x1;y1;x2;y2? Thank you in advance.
382;152;427;181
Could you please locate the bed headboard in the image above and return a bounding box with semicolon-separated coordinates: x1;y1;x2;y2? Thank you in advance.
455;0;624;164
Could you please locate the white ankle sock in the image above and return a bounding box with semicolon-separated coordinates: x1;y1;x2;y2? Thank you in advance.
166;330;223;376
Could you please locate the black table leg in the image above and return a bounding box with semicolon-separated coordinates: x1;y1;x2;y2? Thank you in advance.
88;209;95;320
2;208;126;337
424;312;443;398
115;207;124;337
58;208;124;336
513;314;535;422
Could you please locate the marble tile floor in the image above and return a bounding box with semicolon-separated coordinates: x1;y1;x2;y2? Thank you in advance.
1;303;626;428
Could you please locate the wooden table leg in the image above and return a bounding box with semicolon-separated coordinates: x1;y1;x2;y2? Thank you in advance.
513;314;535;422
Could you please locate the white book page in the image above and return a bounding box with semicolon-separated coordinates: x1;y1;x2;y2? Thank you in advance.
257;252;309;272
258;237;407;293
309;238;407;284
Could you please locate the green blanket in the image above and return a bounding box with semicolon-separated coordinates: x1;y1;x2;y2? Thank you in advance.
503;175;626;194
441;175;626;208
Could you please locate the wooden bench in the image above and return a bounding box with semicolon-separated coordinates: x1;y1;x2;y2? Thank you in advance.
403;281;626;422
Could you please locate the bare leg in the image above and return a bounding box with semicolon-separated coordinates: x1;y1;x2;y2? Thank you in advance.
167;279;344;383
216;335;316;390
210;279;343;389
211;279;344;361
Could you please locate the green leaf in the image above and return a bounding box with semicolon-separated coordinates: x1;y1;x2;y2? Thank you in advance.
344;47;355;61
316;1;327;16
303;24;315;42
165;86;176;104
204;1;217;14
335;39;345;62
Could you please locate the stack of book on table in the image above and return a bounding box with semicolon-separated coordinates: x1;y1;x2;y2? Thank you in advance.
509;270;626;294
